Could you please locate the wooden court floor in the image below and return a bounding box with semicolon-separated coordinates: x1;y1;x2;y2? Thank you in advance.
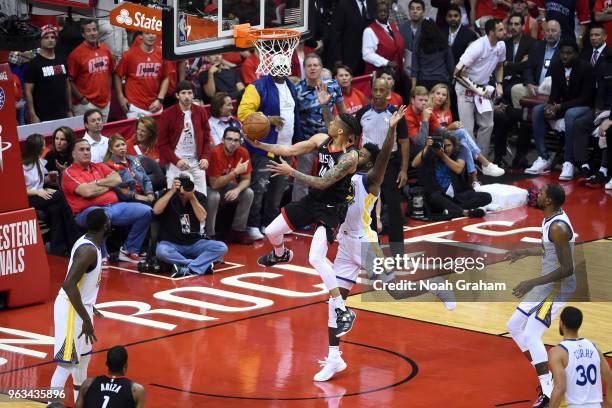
0;175;611;407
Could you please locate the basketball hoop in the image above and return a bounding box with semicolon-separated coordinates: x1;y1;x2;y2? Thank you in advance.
234;24;300;77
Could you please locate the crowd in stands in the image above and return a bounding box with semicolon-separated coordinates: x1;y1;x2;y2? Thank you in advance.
12;0;612;275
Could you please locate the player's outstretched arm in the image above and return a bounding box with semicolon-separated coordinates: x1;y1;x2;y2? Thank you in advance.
246;133;325;157
365;105;407;196
133;382;147;408
74;377;93;408
548;346;567;408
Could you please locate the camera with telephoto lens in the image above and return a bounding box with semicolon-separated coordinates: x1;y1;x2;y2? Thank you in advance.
176;173;195;192
137;257;161;274
431;136;444;151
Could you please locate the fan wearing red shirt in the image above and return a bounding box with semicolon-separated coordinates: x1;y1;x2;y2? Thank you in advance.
206;126;256;244
114;32;174;119
594;0;612;46
68;19;115;122
334;65;368;115
404;85;431;152
62;139;153;263
379;67;404;106
470;0;511;24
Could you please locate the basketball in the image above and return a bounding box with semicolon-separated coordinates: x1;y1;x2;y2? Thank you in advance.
243;113;271;140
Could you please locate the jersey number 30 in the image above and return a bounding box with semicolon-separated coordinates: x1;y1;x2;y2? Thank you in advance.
576;364;597;386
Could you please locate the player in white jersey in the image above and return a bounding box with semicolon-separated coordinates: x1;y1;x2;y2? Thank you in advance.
549;306;611;408
50;209;110;404
505;184;577;408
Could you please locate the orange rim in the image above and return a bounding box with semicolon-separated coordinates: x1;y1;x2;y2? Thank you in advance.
234;24;300;48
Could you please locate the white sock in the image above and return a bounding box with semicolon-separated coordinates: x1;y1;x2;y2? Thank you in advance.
73;387;80;403
328;346;341;360
582;164;590;171
330;295;346;311
538;372;553;398
600;167;607;177
49;365;70;403
273;246;286;257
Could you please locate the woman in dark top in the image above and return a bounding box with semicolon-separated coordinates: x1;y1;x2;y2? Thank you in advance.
411;19;455;91
412;129;491;218
23;134;79;255
44;126;74;187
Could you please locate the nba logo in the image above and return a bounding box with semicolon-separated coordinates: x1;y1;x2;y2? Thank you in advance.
178;13;188;44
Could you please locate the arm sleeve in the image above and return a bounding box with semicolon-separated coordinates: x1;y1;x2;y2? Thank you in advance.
362;28;389;67
237;84;261;121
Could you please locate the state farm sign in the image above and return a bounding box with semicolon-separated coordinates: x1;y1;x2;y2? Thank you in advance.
110;2;162;34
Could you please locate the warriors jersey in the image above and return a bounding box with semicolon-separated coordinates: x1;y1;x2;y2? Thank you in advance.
338;173;379;242
541;209;576;293
559;338;603;407
58;235;102;306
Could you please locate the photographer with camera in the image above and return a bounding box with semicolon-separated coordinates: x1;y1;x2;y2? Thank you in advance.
412;129;491;219
153;173;228;277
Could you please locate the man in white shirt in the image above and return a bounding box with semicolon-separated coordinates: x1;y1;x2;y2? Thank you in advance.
81;109;109;163
454;18;506;158
362;0;406;76
208;92;241;146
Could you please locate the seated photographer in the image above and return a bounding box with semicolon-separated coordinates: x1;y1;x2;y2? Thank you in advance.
104;134;155;205
62;139;153;265
206;127;256;244
412;129;491;219
153;173;228;277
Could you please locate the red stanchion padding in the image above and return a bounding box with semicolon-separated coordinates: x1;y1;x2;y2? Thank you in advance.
0;208;51;307
0;63;50;307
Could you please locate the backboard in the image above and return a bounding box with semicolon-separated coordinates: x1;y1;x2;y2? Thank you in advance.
162;0;312;60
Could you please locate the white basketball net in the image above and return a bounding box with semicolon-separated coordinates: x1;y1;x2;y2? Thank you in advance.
254;33;300;77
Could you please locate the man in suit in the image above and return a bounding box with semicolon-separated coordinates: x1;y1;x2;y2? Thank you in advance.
571;23;610;185
329;0;374;76
444;5;477;119
503;12;535;98
432;0;470;28
510;19;561;108
525;40;595;179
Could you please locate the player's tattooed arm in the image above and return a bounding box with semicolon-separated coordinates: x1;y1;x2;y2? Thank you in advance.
291;150;358;190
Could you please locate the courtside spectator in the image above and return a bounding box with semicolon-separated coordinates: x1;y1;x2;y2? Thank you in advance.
294;53;345;202
411;19;455;90
238;71;302;240
291;40;315;79
199;53;245;102
511;19;561;108
153;173;228;277
114;32;174;119
512;0;540;39
503;13;535;99
405;85;432;152
379;66;404;106
209;92;242;146
454;18;506;158
82;109;109;163
68;19;115;122
412;130;491;218
525;40;594;179
399;0;425;79
206;127;256;243
126;116;159;161
363;0;405;76
44;126;74;179
104;134;155;204
334;65;367;115
157;80;212;194
62;139;153;264
24;24;71;123
22;134;78;256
